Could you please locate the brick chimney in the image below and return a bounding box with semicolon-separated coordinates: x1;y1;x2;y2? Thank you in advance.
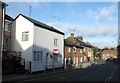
76;36;83;41
71;33;74;38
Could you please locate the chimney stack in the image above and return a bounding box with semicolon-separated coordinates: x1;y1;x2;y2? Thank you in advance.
71;33;74;38
76;36;83;41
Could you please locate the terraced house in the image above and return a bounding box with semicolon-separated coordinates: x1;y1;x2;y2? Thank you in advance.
64;33;94;68
101;48;117;60
3;14;13;51
0;1;7;58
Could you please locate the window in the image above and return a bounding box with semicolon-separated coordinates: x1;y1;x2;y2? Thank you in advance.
84;48;86;52
73;47;76;52
34;51;43;61
84;56;86;60
73;57;76;64
5;22;12;32
80;57;83;63
18;52;21;57
22;31;29;41
68;47;71;53
54;38;58;46
3;39;8;51
80;49;82;53
54;55;58;62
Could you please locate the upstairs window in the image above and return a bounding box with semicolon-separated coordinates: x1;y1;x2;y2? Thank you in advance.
73;47;76;52
84;48;86;52
80;49;82;53
54;38;58;46
22;31;29;41
5;22;12;32
68;47;71;53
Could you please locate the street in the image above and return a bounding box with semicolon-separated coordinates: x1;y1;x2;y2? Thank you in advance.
17;60;119;82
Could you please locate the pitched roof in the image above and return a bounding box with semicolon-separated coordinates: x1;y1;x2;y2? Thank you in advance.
64;39;74;46
14;14;64;35
5;14;14;21
65;36;93;48
64;39;83;48
75;38;93;48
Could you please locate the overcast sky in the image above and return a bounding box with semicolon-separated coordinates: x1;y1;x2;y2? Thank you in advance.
5;1;118;49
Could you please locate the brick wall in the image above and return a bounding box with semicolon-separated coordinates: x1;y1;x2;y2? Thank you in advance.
101;49;117;60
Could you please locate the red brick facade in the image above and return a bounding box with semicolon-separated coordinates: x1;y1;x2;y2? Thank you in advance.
64;33;94;68
101;49;117;60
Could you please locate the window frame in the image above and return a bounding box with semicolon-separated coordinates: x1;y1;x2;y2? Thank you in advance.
80;49;82;53
68;47;71;53
54;38;58;46
22;31;29;41
34;51;43;62
73;47;76;52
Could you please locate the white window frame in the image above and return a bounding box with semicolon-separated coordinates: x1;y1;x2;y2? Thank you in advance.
80;57;83;63
80;49;82;53
73;47;76;52
68;47;71;53
5;21;12;32
22;31;29;41
34;51;43;62
84;48;86;52
84;56;86;60
54;38;58;46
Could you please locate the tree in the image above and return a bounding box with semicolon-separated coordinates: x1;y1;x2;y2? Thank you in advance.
93;46;100;61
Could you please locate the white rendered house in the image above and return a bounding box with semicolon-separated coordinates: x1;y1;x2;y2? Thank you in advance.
11;14;64;73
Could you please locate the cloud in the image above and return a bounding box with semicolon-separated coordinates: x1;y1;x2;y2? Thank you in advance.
86;3;117;22
96;5;117;21
48;21;117;37
48;21;118;48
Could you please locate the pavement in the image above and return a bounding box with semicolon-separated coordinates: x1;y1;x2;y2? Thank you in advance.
1;61;106;82
2;66;81;82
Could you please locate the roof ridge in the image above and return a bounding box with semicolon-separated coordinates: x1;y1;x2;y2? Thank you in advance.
15;14;64;35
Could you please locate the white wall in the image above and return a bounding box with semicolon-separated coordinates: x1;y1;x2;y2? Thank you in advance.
12;15;34;70
12;15;64;72
32;25;64;72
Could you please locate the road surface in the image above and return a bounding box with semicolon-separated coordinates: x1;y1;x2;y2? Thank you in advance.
21;60;119;82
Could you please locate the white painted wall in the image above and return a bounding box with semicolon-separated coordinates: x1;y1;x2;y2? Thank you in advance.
32;25;64;72
12;15;34;71
12;15;64;72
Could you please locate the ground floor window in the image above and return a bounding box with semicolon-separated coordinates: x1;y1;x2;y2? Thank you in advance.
53;54;62;62
80;57;83;63
54;55;58;62
84;56;86;61
34;51;43;62
73;57;76;64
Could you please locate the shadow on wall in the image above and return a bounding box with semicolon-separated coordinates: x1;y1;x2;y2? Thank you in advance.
12;39;63;73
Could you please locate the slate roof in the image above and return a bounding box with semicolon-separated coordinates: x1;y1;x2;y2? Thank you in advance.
75;38;93;48
5;14;14;21
64;39;83;48
14;14;64;35
65;36;93;48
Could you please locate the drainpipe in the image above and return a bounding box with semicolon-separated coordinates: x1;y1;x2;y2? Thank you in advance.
0;2;8;83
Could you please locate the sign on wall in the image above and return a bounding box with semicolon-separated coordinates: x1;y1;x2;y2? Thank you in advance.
53;49;59;55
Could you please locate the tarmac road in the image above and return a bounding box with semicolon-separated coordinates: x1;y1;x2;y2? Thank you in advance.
22;60;119;82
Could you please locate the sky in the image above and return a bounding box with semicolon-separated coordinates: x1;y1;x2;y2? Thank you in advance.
4;1;118;49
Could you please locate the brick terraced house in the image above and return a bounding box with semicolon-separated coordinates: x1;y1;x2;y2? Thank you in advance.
101;48;117;60
64;33;94;68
